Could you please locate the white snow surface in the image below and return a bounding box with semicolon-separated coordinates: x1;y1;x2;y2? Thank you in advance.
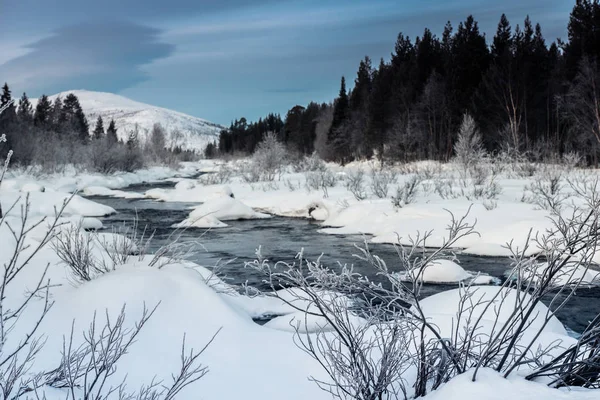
422;368;598;400
38;90;223;151
175;196;271;228
396;259;488;284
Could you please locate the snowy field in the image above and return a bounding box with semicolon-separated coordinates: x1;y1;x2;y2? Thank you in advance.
1;156;600;399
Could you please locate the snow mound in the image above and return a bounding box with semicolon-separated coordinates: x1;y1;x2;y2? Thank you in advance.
420;287;567;336
41;90;224;151
396;259;492;284
422;367;598;400
523;261;600;287
145;184;233;203
175;196;270;228
0;191;115;218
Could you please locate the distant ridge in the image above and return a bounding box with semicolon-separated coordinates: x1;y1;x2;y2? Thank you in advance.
42;90;223;151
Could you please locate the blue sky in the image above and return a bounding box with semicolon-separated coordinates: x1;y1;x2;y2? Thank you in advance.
0;0;573;125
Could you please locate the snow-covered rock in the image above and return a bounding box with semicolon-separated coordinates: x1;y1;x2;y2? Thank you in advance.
523;261;600;287
420;286;568;336
175;196;270;228
396;259;486;284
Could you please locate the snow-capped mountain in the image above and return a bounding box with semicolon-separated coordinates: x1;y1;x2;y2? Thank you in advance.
45;90;223;151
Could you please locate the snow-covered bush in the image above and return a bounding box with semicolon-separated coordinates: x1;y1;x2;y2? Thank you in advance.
199;164;233;185
562;151;582;171
251;132;288;181
344;169;367;201
391;175;421;209
370;168;398;198
305;169;337;198
293;152;327;173
522;169;567;213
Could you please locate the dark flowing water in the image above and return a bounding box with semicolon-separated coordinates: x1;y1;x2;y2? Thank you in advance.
87;180;600;333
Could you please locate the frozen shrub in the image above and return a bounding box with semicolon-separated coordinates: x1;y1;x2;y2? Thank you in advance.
293;152;327;172
392;175;421;209
454;113;486;171
251;132;288;181
562;152;582;171
240;161;262;183
199;164;233;184
344;169;367;201
370;168;398;198
305;169;337;198
522;170;568;213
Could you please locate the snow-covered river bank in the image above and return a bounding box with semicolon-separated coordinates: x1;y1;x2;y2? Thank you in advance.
86;179;600;333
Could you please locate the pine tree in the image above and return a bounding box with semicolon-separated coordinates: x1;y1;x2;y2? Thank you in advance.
93;116;105;140
51;97;65;129
491;14;513;62
368;59;391;160
327;77;351;163
62;93;89;141
34;95;53;127
106;119;118;143
0;83;16;158
17;93;33;123
0;83;16;121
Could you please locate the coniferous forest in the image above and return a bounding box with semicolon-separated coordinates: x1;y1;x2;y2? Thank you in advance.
217;0;600;165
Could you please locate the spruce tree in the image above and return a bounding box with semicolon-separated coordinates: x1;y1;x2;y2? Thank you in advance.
327;77;350;163
17;93;33;123
34;95;52;127
106;119;118;143
93;116;105;140
0;83;16;121
492;14;513;62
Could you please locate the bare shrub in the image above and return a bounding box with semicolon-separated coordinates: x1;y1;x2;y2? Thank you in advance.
370;168;398;198
392;175;421;209
44;305;219;400
239;161;262;183
52;225;111;282
305;169;337;198
561;152;582;171
199;165;233;185
522;169;568;213
293;152;327;173
344;169;367;201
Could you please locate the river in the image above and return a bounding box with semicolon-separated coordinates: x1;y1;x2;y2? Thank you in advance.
86;179;600;334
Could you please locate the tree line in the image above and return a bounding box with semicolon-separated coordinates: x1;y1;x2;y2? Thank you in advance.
0;85;197;172
216;0;600;165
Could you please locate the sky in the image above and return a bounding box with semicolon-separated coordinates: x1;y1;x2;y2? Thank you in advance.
0;0;574;125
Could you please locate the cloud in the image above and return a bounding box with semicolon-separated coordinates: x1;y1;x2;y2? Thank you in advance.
0;21;174;96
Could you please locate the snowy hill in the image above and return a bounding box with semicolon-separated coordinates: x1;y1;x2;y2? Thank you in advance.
44;90;223;151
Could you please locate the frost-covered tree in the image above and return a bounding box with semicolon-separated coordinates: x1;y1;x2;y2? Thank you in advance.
454;113;486;169
251;131;288;181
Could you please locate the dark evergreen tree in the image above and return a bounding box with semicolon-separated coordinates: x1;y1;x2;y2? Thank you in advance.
17;93;33;124
93;116;105;140
564;0;600;80
106;119;118;143
327;76;351;163
34;95;53;127
349;56;373;157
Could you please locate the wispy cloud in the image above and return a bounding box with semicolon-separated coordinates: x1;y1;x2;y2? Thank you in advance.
0;21;174;96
